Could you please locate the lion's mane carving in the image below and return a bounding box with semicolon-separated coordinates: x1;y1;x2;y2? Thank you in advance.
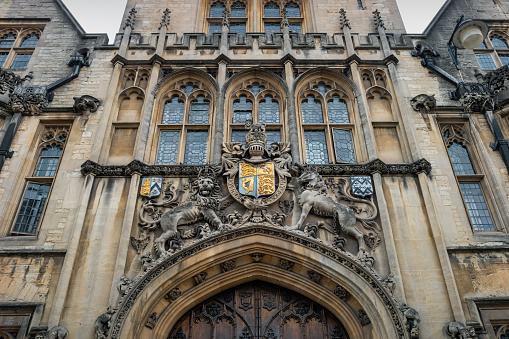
154;167;227;255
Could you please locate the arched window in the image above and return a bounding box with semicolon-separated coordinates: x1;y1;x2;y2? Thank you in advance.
247;82;265;95
264;2;280;17
189;95;210;124
0;33;16;47
327;95;350;124
233;95;253;123
302;95;323;123
231;1;246;17
20;34;39;48
162;95;185;124
313;82;331;95
34;144;63;177
447;141;475;175
284;2;301;17
181;82;198;96
491;35;508;50
209;2;226;17
259;95;279;124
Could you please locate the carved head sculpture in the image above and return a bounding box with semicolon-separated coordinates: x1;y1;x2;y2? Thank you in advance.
197;167;218;197
245;121;267;159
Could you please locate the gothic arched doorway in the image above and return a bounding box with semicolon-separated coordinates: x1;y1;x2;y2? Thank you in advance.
167;281;349;339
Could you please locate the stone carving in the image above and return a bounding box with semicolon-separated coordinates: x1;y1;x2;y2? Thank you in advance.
332;236;347;251
400;303;421;339
159;8;171;30
251;253;264;262
382;273;396;294
281;8;289;28
460;92;493;113
145;312;157;329
359;309;371;326
291;169;381;255
263;293;277;310
363;232;381;251
95;307;116;339
140;252;156;272
72;95;100;114
410;94;436;113
334;285;350;301
350;176;373;197
194;272;208;285
239;328;252;339
307;270;322;283
221;260;236;272
339;8;351;29
373;10;385;29
278;259;294;271
222;8;229;28
35;326;69;339
0;69;31;95
123;8;137;30
130;233;150;254
357;253;375;269
446;322;476;339
8;85;49;115
117;275;133;301
240;293;253;310
165;287;181;302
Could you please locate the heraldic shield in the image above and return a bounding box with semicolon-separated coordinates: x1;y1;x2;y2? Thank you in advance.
239;161;276;198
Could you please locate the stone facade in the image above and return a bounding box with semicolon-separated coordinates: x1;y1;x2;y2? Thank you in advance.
0;0;508;338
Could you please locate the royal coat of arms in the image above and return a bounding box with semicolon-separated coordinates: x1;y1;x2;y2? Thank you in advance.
239;162;276;198
140;177;162;198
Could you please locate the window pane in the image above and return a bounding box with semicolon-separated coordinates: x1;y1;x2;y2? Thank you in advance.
162;96;184;124
0;53;8;68
209;23;222;34
304;130;328;164
189;95;209;124
289;23;302;33
233;95;253;123
209;1;226;17
11;54;31;69
157;131;180;164
285;2;301;17
499;54;509;66
34;145;63;176
459;183;495;231
266;130;281;148
247;82;265;95
20;34;39;48
264;22;281;34
12;183;50;235
476;54;497;71
230;22;246;34
447;142;476;175
180;82;198;96
357;0;363;8
231;1;246;17
491;36;508;49
264;2;280;17
231;130;247;146
302;95;323;123
313;81;331;95
259;95;279;124
328;95;350;123
184;131;208;165
0;33;16;47
333;129;355;163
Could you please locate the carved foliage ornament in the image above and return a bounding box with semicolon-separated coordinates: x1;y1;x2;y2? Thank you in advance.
35;327;69;339
460;92;493;113
0;69;31;95
8;85;49;116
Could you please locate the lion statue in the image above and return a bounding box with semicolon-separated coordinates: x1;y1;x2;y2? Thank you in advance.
154;168;228;254
290;169;380;254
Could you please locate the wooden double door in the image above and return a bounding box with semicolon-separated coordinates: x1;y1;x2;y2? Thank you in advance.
168;281;349;339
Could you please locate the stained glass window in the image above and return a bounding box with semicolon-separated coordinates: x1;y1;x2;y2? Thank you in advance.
232;130;247;146
247;82;265;95
12;183;51;235
289;23;302;33
0;33;16;47
189;95;210;124
184;131;208;164
266;130;281;148
20;34;39;48
230;22;246;34
333;129;355;163
209;23;222;34
157;131;180;164
264;2;280;17
328;95;350;123
34;145;62;177
304;130;328;164
162;95;184;124
231;1;246;17
259;95;279;124
264;22;281;34
11;54;31;69
313;82;331;95
180;82;198;96
460;183;495;231
0;53;7;68
233;95;253;123
284;2;301;17
491;36;508;49
302;95;323;123
447;142;476;175
476;55;497;71
210;2;226;17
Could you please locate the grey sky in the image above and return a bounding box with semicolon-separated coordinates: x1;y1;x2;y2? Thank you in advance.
61;0;448;41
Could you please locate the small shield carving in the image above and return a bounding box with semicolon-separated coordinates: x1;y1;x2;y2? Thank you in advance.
351;176;373;197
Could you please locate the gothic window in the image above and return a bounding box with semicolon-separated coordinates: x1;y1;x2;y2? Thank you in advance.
0;53;7;68
284;2;302;33
233;95;253;123
442;125;495;231
0;28;41;69
20;33;39;48
11;54;31;69
264;22;281;34
0;33;16;47
11;126;70;236
209;2;226;17
264;2;280;17
491;35;508;50
300;81;356;164
231;1;246;17
259;95;279;124
476;32;509;69
208;1;247;34
476;54;497;70
156;82;212;165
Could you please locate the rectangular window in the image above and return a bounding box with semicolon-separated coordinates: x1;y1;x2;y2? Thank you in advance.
184;131;208;165
304;130;328;164
332;129;355;163
232;130;247;146
12;183;51;235
230;22;246;34
209;23;222;34
157;131;180;164
11;53;31;69
266;130;281;148
289;23;302;33
459;183;495;231
357;0;364;8
0;52;8;68
476;54;497;71
264;22;281;34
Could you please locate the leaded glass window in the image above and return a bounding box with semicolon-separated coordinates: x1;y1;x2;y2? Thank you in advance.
304;130;328;164
302;95;324;123
0;33;16;47
333;129;355;163
247;82;265;95
230;22;246;34
34;145;62;177
210;2;226;17
232;130;247;146
313;82;331;95
180;82;198;96
20;34;39;48
231;1;246;17
259;95;279;124
447;142;476;175
328;95;350;123
264;22;281;34
12;183;50;235
491;36;508;49
0;53;7;68
184;131;208;165
157;131;180;164
189;95;210;124
209;23;222;34
162;95;184;124
500;54;509;66
285;2;301;17
11;54;31;69
233;95;253;123
289;23;302;33
264;2;280;17
476;54;497;71
266;130;281;148
459;183;495;231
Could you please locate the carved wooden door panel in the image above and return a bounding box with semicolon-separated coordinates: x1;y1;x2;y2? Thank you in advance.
168;281;349;339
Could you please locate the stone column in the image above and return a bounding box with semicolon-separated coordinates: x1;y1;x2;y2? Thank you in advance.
284;61;300;163
212;61;228;163
220;9;229;55
282;9;292;54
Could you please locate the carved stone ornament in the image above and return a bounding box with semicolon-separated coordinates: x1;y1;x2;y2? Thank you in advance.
221;259;236;272
8;85;49;116
94;307;116;339
339;8;351;29
400;303;421;339
165;287;181;302
72;95;101;114
0;69;31;95
145;312;157;330
251;252;264;262
35;326;69;339
359;309;371;326
350;176;373;197
381;273;396;295
123;7;137;30
194;272;208;284
410;94;436;113
460;92;493;113
278;259;294;271
307;270;322;283
445;321;476;339
130;233;150;254
373;10;385;29
159;8;171;30
334;285;350;301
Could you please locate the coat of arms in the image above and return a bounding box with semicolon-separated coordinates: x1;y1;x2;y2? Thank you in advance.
351;176;373;197
140;177;162;197
239;162;275;198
